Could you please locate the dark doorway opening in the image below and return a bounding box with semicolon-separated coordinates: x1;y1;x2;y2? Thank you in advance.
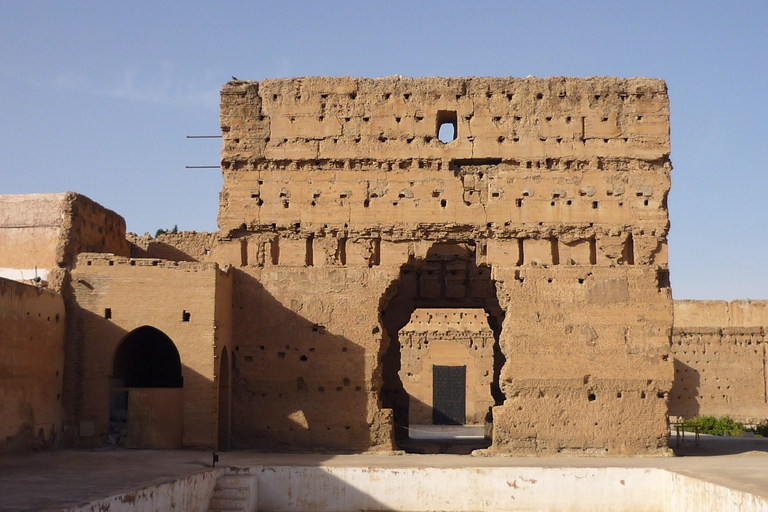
433;365;466;425
379;242;505;453
109;326;183;447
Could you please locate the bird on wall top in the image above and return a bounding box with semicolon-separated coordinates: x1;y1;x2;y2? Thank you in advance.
231;76;239;81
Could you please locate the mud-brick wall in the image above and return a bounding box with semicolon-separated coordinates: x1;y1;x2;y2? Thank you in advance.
218;76;670;237
128;231;219;262
0;192;129;276
670;300;768;422
0;278;65;453
491;266;672;455
230;265;397;451
66;254;231;449
217;76;673;455
0;193;65;272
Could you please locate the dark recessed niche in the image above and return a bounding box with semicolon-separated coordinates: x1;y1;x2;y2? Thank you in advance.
182;310;191;322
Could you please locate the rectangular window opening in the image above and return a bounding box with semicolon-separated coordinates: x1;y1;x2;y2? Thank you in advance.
306;235;314;267
436;110;458;143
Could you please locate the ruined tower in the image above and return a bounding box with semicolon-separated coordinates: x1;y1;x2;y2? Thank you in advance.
216;76;672;454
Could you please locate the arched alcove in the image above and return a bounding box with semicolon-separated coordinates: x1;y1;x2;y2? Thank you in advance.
113;326;183;388
109;326;183;449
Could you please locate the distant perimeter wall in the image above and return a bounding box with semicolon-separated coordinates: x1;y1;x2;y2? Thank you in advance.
670;300;768;422
0;278;65;453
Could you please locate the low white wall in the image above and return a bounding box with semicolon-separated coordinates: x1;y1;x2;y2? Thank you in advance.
63;468;222;512
61;464;768;512
252;466;667;512
667;471;768;512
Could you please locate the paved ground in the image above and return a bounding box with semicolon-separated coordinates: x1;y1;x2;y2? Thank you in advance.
1;434;767;512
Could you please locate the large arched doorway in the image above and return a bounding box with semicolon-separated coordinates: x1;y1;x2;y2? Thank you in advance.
217;347;231;450
109;326;184;448
380;242;505;453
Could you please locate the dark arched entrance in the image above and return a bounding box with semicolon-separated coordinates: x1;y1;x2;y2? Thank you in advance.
217;347;231;450
109;326;184;448
380;242;505;453
113;326;183;388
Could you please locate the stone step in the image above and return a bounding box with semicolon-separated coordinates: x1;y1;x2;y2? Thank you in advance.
212;486;250;500
216;474;254;488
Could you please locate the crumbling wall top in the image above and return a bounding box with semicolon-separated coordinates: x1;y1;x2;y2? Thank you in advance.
221;75;669;163
400;308;493;335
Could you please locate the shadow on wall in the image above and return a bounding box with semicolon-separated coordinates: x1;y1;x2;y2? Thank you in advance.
229;269;374;452
130;242;198;262
668;359;701;420
63;306;226;450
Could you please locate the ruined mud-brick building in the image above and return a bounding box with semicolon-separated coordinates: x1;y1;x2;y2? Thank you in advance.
2;76;680;455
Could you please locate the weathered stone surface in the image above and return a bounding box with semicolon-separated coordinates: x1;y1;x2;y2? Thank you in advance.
0;192;129;280
217;76;674;455
0;278;65;454
670;300;768;423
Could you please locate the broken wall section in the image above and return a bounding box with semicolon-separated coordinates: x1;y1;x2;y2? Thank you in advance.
128;231;219;262
0;193;129;284
670;300;768;423
0;278;65;453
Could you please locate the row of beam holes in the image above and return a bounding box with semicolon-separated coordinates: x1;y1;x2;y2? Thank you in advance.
269;91;648;103
677;336;761;347
264;191;651;210
102;308;190;322
275;115;636;145
252;157;641;173
275;121;631;146
24;310;60;323
262;134;630;145
90;258;178;268
525;390;663;402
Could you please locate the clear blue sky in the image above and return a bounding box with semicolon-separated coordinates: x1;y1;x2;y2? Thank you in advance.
2;1;766;300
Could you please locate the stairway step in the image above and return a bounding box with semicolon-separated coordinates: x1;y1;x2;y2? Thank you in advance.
210;497;248;509
213;487;250;500
216;475;254;488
